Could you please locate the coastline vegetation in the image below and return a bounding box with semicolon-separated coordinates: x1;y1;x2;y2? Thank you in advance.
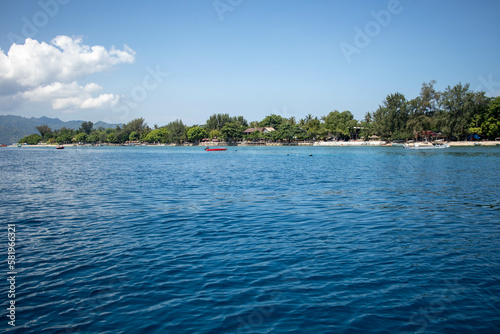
19;81;500;145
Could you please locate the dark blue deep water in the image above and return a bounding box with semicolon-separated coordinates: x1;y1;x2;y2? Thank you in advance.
1;146;500;333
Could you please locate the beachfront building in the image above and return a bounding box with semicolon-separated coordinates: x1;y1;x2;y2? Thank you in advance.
421;131;446;142
243;127;275;135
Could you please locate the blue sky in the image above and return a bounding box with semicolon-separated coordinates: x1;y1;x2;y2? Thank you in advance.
0;0;499;126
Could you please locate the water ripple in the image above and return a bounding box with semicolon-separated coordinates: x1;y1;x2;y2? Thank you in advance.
1;146;499;333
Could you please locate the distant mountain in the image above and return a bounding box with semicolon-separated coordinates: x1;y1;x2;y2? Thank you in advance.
0;115;119;144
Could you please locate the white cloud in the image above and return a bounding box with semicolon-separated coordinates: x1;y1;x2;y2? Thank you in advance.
54;94;119;110
20;81;119;110
0;35;134;111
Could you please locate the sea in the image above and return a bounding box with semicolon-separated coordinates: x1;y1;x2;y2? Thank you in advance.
1;145;499;333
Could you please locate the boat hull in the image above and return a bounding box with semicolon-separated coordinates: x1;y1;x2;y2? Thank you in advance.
404;144;449;149
205;148;227;151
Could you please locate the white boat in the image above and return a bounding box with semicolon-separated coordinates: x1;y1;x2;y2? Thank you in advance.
403;143;450;149
313;140;386;146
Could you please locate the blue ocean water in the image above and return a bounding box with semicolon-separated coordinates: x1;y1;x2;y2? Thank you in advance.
1;146;499;333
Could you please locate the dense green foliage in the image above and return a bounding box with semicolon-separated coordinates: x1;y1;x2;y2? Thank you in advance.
18;81;500;145
371;81;496;141
324;110;358;140
18;133;42;145
221;122;246;142
35;125;52;140
205;114;247;132
187;127;207;143
144;127;169;143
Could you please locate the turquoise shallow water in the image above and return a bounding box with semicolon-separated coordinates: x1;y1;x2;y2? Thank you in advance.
1;146;500;333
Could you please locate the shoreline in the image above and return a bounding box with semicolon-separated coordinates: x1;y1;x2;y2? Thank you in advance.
7;141;500;148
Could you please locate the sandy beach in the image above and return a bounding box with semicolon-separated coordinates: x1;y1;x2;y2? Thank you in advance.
8;141;500;148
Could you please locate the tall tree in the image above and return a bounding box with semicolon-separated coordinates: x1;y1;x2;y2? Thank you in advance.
116;118;148;143
481;96;500;139
231;116;248;127
418;80;440;117
205;113;232;131
372;93;408;139
75;132;87;143
259;114;284;129
406;81;440;139
439;83;483;140
80;121;93;135
466;92;490;137
125;118;148;134
324;110;359;140
305;114;314;123
107;133;118;143
88;132;100;143
359;112;373;140
221;122;245;142
36;125;52;140
304;117;323;140
276;123;305;141
248;121;260;128
55;127;74;144
187;127;208;143
166;119;187;143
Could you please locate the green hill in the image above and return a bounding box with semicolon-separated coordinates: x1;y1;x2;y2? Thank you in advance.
0;115;119;144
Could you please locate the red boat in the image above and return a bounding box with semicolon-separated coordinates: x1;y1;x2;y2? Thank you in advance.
205;147;227;151
56;145;64;149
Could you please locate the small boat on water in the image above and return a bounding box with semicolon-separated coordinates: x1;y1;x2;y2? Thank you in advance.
56;145;64;149
391;140;405;147
205;147;227;151
403;143;449;150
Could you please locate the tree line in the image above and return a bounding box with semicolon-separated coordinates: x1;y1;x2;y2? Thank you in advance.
19;81;500;145
369;81;499;141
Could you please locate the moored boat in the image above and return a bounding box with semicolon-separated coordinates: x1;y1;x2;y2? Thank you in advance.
403;143;449;149
205;147;227;151
391;140;405;147
56;145;64;149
